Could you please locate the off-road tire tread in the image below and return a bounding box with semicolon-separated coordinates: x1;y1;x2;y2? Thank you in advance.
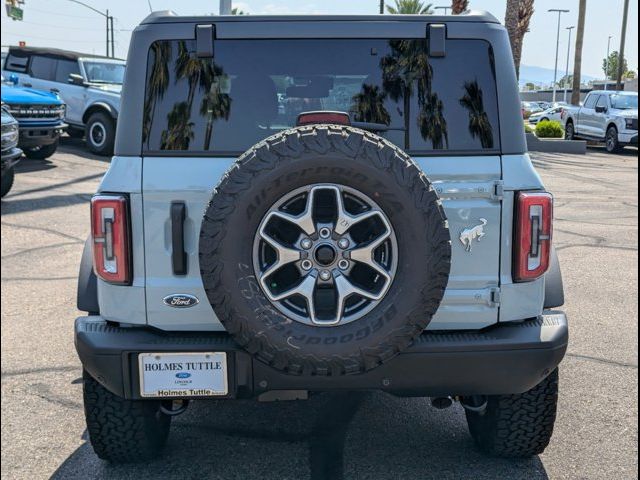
466;369;559;458
83;370;171;463
199;125;451;376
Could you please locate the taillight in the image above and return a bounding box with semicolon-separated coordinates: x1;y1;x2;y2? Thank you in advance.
514;192;553;282
297;111;351;126
91;194;131;285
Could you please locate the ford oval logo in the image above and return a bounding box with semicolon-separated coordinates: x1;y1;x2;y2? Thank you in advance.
163;294;199;308
176;372;191;379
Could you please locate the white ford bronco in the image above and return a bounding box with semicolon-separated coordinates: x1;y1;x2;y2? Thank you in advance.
75;11;568;463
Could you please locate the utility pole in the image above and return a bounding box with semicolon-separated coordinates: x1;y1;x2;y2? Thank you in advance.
549;9;570;103
220;0;232;15
67;1;112;57
379;0;384;14
604;35;613;91
615;0;629;91
563;26;575;103
109;15;115;58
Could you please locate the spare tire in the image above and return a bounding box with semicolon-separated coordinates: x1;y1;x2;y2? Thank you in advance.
199;125;451;376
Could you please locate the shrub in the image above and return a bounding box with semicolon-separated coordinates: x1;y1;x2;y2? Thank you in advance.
536;120;564;138
524;123;536;134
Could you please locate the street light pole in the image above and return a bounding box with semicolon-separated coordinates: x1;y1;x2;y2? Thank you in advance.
604;35;613;91
615;0;630;91
220;0;232;15
549;9;570;103
380;0;384;14
564;26;575;103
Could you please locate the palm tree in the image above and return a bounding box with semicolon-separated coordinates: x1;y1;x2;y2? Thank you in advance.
459;80;493;149
143;41;172;147
417;92;448;149
175;41;215;115
571;0;587;106
505;0;534;80
200;72;232;151
386;0;433;14
451;0;468;14
161;101;195;150
381;39;432;148
350;84;391;125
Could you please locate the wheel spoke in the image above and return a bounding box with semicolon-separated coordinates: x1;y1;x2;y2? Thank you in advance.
258;229;302;281
326;186;385;235
334;273;385;323
269;188;317;236
348;218;392;281
267;274;318;322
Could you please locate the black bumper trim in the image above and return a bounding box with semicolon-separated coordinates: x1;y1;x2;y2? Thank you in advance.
75;312;568;399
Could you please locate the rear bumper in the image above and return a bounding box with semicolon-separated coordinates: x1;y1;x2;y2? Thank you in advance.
75;311;568;400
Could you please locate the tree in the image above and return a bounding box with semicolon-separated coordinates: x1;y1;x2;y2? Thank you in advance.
451;0;468;14
504;0;534;80
571;0;587;106
351;84;391;125
557;74;573;88
459;80;493;149
625;70;637;79
525;82;537;90
386;0;433;14
602;51;628;80
231;7;247;15
143;41;172;147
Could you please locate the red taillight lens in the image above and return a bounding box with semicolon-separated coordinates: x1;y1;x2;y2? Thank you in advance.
514;192;553;282
91;194;131;285
296;111;351;126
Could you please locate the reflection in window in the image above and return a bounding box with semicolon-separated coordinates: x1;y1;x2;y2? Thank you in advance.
142;39;499;154
459;80;494;149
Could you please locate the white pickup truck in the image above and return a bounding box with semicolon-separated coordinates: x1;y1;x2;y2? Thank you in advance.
561;90;638;153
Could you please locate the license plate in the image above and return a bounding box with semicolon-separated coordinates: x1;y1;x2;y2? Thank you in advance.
138;352;228;398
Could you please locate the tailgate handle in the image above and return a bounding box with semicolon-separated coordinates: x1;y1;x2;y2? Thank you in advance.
171;202;187;275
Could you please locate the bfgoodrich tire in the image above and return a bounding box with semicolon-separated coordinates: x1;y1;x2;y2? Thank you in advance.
465;369;559;458
83;370;171;463
23;140;58;160
199;125;451;376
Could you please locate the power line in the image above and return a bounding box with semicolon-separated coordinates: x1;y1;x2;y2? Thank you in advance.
1;29;107;43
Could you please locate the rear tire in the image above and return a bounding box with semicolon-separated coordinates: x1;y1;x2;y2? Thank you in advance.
605;126;622;153
465;369;559;458
83;370;171;463
86;111;115;156
564;121;575;140
1;167;15;198
23;141;58;160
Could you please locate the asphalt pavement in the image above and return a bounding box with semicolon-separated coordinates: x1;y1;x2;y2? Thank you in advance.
1;137;637;480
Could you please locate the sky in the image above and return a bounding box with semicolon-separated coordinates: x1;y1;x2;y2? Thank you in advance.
1;0;638;78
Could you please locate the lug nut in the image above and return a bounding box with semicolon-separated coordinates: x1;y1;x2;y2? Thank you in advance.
338;238;350;249
319;270;331;281
319;227;331;239
301;260;313;271
300;238;313;250
338;259;349;270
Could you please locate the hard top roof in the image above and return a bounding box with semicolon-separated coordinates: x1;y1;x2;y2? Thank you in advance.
7;46;124;62
141;10;499;25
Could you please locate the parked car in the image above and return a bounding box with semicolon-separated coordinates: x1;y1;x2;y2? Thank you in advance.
521;101;543;119
1;77;66;159
529;104;565;125
75;11;567;464
1;105;22;197
562;91;638;153
1;46;125;155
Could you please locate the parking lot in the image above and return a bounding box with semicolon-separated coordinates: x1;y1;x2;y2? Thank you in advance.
1;138;637;480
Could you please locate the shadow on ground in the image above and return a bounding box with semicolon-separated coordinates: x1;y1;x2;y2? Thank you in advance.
50;392;548;480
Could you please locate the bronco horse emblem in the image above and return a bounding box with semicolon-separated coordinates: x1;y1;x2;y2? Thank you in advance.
460;218;488;252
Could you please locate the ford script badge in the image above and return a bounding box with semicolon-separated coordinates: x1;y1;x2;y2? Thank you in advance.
163;294;199;308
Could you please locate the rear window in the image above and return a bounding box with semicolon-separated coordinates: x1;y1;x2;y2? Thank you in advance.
142;38;500;155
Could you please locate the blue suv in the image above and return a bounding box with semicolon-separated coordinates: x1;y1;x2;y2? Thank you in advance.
1;76;66;159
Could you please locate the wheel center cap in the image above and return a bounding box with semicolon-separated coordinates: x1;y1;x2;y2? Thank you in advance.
314;245;336;266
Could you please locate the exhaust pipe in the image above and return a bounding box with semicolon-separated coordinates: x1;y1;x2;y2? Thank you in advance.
160;399;190;416
459;396;488;415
